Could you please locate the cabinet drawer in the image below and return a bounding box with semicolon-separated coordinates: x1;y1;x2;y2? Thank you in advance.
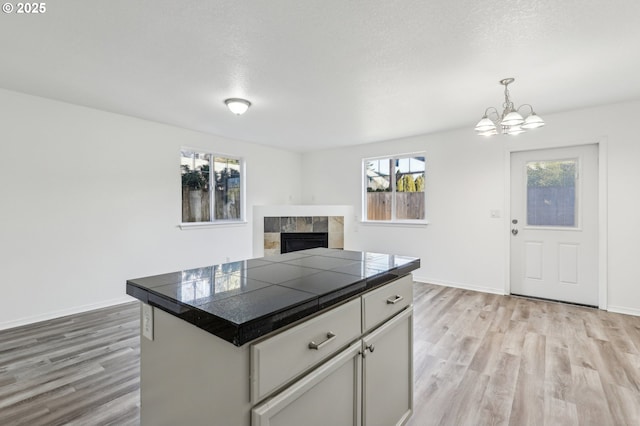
251;298;361;403
252;342;362;426
362;274;413;332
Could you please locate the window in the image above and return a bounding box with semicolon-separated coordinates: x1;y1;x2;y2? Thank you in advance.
181;149;244;224
364;154;425;222
526;159;577;227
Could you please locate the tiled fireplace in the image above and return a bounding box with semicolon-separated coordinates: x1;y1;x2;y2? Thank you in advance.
263;216;344;256
253;205;353;257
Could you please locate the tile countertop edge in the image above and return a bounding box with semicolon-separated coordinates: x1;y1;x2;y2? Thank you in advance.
126;281;326;346
126;251;420;346
127;271;417;346
126;282;245;344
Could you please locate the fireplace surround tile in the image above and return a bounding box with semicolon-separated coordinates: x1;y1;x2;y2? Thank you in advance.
264;232;280;252
264;248;280;256
328;216;343;234
296;216;313;232
328;232;344;249
264;217;281;233
281;217;297;232
312;216;328;232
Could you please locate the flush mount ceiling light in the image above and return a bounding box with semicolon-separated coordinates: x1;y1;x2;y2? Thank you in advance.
224;98;251;115
475;78;545;136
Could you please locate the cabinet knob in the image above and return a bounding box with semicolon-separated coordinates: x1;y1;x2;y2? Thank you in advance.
366;344;375;353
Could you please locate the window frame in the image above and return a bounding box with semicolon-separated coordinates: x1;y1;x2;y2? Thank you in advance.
362;153;427;225
180;147;246;229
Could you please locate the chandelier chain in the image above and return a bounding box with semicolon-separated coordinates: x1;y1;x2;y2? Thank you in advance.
502;84;514;115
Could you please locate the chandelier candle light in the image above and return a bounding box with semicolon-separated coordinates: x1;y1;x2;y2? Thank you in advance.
475;78;545;136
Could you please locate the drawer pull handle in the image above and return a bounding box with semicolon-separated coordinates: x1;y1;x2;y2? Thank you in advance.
308;332;336;350
386;295;404;305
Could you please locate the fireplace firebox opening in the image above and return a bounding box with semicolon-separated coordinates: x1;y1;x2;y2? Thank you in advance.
280;232;329;253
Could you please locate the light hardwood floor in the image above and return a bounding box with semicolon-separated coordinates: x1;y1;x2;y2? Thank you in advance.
407;283;640;426
0;303;140;425
1;283;639;425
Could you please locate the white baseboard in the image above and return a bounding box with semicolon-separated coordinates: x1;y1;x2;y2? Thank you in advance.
412;275;505;296
0;296;137;331
413;276;640;317
606;305;640;317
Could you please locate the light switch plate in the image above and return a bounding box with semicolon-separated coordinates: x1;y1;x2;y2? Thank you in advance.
142;303;154;341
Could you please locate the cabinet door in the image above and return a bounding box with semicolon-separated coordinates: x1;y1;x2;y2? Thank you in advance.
252;342;362;426
362;307;413;426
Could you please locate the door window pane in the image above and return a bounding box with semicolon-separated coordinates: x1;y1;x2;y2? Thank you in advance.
526;159;577;226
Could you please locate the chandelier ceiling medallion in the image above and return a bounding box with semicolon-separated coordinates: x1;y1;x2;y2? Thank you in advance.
475;78;545;136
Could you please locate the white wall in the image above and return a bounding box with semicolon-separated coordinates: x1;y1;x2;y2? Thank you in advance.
301;100;640;315
3;88;639;328
0;89;302;329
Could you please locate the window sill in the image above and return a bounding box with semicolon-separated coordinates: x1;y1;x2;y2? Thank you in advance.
360;220;429;228
179;221;247;230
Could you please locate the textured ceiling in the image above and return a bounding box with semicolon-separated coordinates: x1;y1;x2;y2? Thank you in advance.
1;0;640;151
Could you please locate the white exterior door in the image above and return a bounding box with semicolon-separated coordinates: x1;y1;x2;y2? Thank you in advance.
510;145;598;306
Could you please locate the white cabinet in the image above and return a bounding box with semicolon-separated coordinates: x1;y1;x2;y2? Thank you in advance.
252;275;414;426
363;308;413;426
138;271;415;426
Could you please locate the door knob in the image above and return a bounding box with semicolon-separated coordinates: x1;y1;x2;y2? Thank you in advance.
511;228;518;236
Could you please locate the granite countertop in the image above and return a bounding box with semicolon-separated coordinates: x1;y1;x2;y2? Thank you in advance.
126;248;420;346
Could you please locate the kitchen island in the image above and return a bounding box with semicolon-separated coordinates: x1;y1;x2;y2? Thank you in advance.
127;247;420;426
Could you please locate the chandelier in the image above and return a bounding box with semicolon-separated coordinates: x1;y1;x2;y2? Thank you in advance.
474;78;545;136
